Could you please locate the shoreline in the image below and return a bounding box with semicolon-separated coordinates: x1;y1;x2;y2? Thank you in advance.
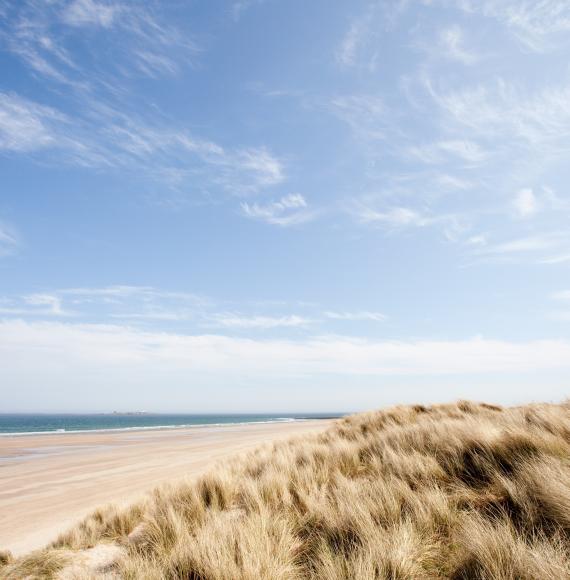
0;418;333;555
0;416;336;438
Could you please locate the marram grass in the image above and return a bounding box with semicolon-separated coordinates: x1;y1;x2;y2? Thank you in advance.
2;401;570;579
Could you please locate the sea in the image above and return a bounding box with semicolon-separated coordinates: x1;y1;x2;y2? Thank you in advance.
0;413;341;435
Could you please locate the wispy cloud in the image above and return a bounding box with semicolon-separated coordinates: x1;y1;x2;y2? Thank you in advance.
551;290;570;302
479;235;559;254
62;0;120;28
539;254;570;265
356;206;432;227
327;94;387;141
409;139;486;165
0;285;209;322
334;2;408;70
110;310;194;322
351;204;464;240
548;289;570;321
231;0;267;21
208;313;312;329
2;1;198;86
324;311;386;322
0;2;251;199
438;25;478;65
427;78;570;151
435;174;473;191
24;294;66;316
0;293;69;316
336;10;377;69
0;284;394;333
452;0;570;52
0;90;285;193
512;188;539;218
233;147;284;188
132;50;179;77
241;194;314;226
0;221;18;257
471;232;570;264
0;92;66;152
60;285;207;307
328;5;570;265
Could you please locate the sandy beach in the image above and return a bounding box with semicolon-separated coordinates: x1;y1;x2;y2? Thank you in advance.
0;419;331;556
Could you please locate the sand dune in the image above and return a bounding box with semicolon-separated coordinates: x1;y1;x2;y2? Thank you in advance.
5;401;570;579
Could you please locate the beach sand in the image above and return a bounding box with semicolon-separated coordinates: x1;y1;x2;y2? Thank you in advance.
0;420;332;555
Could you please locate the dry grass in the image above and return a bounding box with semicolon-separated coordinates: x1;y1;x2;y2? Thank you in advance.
2;400;570;579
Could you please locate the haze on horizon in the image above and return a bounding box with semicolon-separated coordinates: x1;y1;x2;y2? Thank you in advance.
1;0;569;413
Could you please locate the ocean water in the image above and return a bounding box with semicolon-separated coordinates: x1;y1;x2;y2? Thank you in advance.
0;413;340;435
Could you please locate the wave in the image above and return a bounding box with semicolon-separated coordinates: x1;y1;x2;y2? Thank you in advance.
0;417;312;437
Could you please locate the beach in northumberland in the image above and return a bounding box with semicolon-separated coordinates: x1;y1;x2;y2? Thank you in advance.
3;0;570;577
0;419;331;556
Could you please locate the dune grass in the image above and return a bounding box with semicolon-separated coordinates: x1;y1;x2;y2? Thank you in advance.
2;400;570;579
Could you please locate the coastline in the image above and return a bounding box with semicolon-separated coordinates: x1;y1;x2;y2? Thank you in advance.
0;413;340;437
0;417;327;438
0;418;333;555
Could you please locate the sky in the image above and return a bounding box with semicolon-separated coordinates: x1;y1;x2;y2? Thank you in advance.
1;0;570;412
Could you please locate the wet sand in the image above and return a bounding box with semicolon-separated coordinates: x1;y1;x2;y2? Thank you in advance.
0;419;332;555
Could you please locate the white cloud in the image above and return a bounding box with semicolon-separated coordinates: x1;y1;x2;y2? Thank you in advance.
480;235;557;254
2;0;199;93
0;90;285;194
5;18;80;86
410;140;487;165
62;0;120;28
133;50;179;77
327;95;386;140
102;124;285;192
337;20;362;67
0;93;65;152
551;291;570;301
324;311;386;322
334;3;408;70
0;222;18;257
68;286;205;302
2;321;570;379
208;314;312;329
436;174;473;190
61;285;158;299
1;285;400;332
512;188;539;218
0;293;69;316
336;12;376;68
439;25;478;64
24;294;66;316
465;234;487;247
110;310;193;321
540;254;570;265
472;233;570;264
453;0;570;52
233;147;284;187
549;311;570;322
231;0;266;21
350;203;466;241
354;204;460;231
241;194;314;226
427;79;570;150
357;206;431;227
548;290;570;322
0;286;211;323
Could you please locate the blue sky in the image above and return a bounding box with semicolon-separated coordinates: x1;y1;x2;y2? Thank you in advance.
1;0;570;412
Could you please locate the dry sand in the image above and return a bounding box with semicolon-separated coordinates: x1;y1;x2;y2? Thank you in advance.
0;419;331;555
